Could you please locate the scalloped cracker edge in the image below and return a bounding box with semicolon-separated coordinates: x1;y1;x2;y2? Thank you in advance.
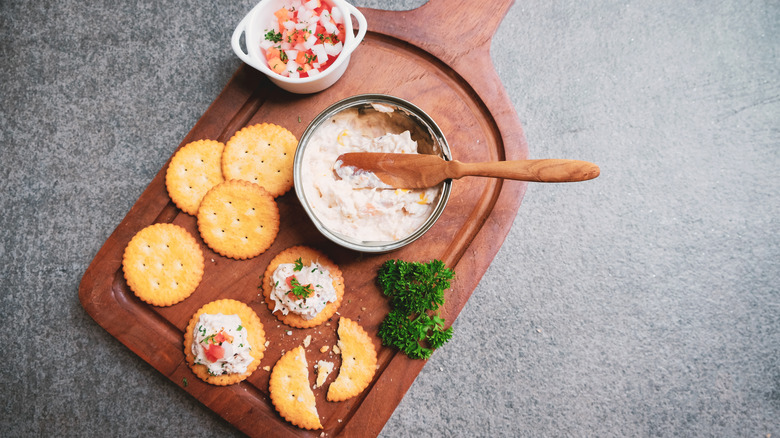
122;223;204;306
269;346;322;430
327;317;378;402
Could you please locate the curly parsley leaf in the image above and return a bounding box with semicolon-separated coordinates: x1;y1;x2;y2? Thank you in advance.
376;259;454;360
293;257;304;271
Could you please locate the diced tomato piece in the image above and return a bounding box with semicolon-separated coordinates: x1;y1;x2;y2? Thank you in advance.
265;46;281;61
268;57;286;74
274;8;289;21
212;330;233;344
204;344;225;362
295;51;308;65
285;275;296;289
291;30;309;44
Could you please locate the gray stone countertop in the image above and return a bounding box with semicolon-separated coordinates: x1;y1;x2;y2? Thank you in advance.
2;0;778;436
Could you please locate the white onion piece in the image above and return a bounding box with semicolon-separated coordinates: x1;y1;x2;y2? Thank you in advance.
323;41;342;56
297;8;312;23
286;60;300;74
323;21;337;34
331;7;343;23
319;11;331;26
312;44;328;63
304;34;318;49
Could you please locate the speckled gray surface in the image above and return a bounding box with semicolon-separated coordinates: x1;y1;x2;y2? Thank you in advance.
2;0;778;436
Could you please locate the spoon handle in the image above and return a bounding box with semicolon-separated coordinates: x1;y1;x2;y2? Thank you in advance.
452;159;600;183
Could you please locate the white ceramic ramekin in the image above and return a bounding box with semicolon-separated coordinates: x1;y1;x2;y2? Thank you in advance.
231;0;367;94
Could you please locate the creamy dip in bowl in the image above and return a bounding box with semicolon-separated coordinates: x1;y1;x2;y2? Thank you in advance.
294;95;451;253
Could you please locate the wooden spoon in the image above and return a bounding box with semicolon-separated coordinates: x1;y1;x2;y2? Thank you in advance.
335;152;600;189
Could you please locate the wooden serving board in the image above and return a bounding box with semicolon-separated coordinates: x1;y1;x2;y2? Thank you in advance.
79;0;528;436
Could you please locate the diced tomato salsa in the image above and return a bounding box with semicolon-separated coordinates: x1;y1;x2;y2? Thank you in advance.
260;0;347;79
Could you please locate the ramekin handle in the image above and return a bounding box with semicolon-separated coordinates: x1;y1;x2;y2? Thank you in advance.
231;11;254;65
344;3;368;52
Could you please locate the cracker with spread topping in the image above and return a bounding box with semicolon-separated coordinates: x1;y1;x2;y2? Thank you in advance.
262;245;345;328
327;317;378;402
183;299;266;386
122;223;204;306
269;346;322;430
222;123;298;198
197;179;280;260
165;139;225;215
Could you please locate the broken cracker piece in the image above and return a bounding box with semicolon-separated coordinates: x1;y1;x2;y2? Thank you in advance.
269;346;322;430
327;318;377;402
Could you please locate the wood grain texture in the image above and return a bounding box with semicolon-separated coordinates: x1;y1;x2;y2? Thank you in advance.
79;0;528;436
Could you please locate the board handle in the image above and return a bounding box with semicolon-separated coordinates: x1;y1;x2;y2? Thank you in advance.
420;0;515;45
359;0;515;62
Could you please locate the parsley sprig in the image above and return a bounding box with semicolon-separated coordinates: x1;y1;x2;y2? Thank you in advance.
376;259;454;360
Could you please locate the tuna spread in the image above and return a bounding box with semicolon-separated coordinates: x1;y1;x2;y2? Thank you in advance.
270;259;337;320
192;313;253;376
301;106;442;242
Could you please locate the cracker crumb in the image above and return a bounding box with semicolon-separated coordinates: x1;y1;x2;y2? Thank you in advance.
315;360;334;388
263;366;271;372
303;334;312;347
286;330;293;336
320;345;329;353
332;345;340;354
361;307;366;311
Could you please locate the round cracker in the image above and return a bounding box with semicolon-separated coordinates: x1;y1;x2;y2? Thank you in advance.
183;299;266;386
222;123;298;198
122;223;204;306
262;245;345;328
197;179;280;260
269;346;322;430
327;317;378;402
165;139;225;215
